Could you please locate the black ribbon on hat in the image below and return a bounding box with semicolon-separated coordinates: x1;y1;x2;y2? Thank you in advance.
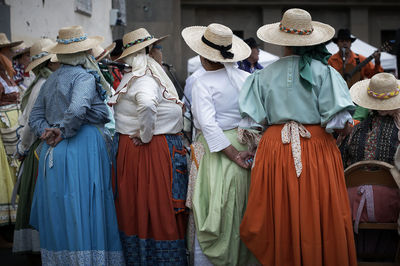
201;35;234;59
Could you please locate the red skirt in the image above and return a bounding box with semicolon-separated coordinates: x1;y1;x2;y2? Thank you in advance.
240;125;357;266
113;134;187;264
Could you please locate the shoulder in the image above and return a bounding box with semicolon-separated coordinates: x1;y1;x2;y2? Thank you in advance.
133;72;160;89
55;65;94;83
329;52;341;60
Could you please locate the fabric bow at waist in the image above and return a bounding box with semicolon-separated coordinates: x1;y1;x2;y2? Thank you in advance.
281;121;311;177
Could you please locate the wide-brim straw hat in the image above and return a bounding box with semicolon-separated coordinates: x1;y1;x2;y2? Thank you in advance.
257;8;335;47
12;42;31;58
93;42;116;62
44;25;103;54
350;72;400;111
182;23;251;63
118;28;168;60
0;33;22;49
25;38;57;73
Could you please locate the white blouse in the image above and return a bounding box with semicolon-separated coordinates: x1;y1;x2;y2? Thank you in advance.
192;68;243;152
17;77;46;155
114;73;183;143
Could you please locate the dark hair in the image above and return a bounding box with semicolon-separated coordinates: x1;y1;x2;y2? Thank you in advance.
110;39;123;57
202;56;223;67
244;37;259;49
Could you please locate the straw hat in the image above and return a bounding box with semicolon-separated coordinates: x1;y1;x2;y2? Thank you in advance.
257;8;335;47
93;42;116;62
12;42;31;58
350;72;400;111
118;28;168;60
0;33;22;49
25;39;56;73
44;25;103;54
182;23;251;63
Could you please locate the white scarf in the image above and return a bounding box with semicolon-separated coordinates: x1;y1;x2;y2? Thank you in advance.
109;49;182;106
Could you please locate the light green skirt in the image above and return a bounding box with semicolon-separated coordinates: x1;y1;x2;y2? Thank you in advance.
192;129;256;266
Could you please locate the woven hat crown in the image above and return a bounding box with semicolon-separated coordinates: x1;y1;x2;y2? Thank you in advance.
58;26;86;40
203;23;233;47
281;8;313;32
123;28;151;47
369;73;398;95
30;39;55;57
0;33;12;45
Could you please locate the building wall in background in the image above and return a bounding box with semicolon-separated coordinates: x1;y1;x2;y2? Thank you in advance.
0;0;11;38
4;0;113;46
125;0;182;79
179;1;400;79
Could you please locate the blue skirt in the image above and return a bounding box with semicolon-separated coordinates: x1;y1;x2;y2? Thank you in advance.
30;125;125;265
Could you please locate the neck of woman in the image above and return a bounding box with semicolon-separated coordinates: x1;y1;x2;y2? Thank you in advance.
284;46;294;56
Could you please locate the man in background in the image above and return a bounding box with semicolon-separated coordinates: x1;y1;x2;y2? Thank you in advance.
238;37;263;73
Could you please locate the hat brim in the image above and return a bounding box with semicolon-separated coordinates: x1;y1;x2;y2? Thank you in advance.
96;42;116;62
332;37;356;44
350;79;400;111
182;26;251;63
117;36;168;61
257;21;335;47
45;36;104;54
25;54;53;73
0;40;23;49
12;47;31;58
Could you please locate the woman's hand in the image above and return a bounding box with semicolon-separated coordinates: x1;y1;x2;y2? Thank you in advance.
41;128;63;147
129;134;144;146
222;145;254;169
334;121;353;136
235;151;254;169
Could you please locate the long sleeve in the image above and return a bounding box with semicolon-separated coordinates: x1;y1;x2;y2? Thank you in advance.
318;66;355;126
28;87;51;137
132;77;160;143
192;79;231;152
17;124;36;155
239;72;268;125
58;73;97;138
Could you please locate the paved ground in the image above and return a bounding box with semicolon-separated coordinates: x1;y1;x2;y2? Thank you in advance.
0;248;40;266
0;225;41;266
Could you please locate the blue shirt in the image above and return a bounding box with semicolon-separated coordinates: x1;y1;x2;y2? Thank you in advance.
239;55;355;126
237;59;263;74
29;64;110;138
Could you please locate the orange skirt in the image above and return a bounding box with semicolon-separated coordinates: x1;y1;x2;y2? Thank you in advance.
113;134;188;264
240;125;357;266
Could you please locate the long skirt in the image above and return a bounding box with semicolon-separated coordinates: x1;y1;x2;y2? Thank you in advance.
240;124;357;266
0;105;19;226
114;134;188;265
29;125;125;265
13;139;40;253
193;129;256;266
